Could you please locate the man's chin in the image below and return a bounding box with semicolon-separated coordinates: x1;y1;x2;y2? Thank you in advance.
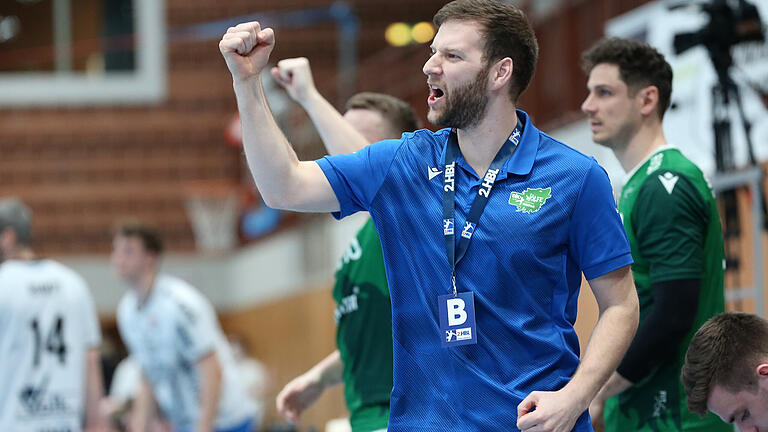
591;134;611;147
427;111;446;128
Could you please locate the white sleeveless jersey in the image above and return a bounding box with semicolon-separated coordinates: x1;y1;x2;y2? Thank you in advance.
117;274;254;431
0;259;101;432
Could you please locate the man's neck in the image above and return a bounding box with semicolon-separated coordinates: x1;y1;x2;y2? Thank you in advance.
456;97;519;176
4;247;36;261
614;121;667;173
131;270;157;307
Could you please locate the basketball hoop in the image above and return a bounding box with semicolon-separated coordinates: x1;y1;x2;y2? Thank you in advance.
183;180;239;253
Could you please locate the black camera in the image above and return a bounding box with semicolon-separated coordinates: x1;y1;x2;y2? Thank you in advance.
672;0;764;76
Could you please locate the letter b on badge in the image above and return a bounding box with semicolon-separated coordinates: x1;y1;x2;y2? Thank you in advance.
438;292;477;347
447;298;467;326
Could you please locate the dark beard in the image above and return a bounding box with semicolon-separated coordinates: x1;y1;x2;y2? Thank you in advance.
431;65;490;129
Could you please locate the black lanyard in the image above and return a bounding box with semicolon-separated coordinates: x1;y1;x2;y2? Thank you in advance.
442;121;522;295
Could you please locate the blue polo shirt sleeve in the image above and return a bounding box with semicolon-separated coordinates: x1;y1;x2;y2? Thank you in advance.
569;159;633;280
315;138;402;219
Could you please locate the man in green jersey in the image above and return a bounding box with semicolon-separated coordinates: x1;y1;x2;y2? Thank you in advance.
581;38;729;432
271;57;420;431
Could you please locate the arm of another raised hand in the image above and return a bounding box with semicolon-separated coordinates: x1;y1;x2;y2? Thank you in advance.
271;57;370;155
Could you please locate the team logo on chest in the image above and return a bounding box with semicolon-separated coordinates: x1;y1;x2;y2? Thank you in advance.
508;187;552;213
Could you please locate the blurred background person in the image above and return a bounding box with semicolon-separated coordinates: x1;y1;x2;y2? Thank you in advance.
112;222;256;432
101;353;173;432
0;197;105;431
228;334;269;430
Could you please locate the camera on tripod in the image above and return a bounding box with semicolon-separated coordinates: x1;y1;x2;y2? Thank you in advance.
667;0;765;173
667;0;768;270
672;0;764;63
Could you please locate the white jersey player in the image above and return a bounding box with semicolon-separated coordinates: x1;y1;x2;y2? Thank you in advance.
0;198;104;432
112;223;255;432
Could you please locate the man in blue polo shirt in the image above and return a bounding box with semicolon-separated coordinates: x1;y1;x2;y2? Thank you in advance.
219;0;640;430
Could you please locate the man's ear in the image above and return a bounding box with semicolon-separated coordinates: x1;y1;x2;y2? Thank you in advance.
490;57;513;92
756;363;768;377
637;85;660;117
0;227;16;250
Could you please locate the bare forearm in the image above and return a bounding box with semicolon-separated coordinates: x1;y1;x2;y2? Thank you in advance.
309;350;344;389
276;350;341;422
569;296;637;402
564;268;639;408
233;77;339;212
585;306;637;393
233;76;302;208
131;377;154;432
84;349;105;428
196;354;222;432
301;91;370;155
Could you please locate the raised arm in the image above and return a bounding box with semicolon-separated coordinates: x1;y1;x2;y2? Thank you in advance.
219;22;339;212
517;265;639;432
271;58;370;155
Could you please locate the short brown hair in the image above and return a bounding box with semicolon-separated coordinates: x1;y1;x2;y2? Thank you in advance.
434;0;539;102
582;37;673;119
682;312;768;416
114;221;164;255
345;92;421;136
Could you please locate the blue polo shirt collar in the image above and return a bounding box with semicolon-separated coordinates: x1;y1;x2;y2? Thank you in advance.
441;109;538;181
505;109;538;176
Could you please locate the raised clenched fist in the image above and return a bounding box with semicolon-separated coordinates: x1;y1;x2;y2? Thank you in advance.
219;21;275;81
270;57;319;104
